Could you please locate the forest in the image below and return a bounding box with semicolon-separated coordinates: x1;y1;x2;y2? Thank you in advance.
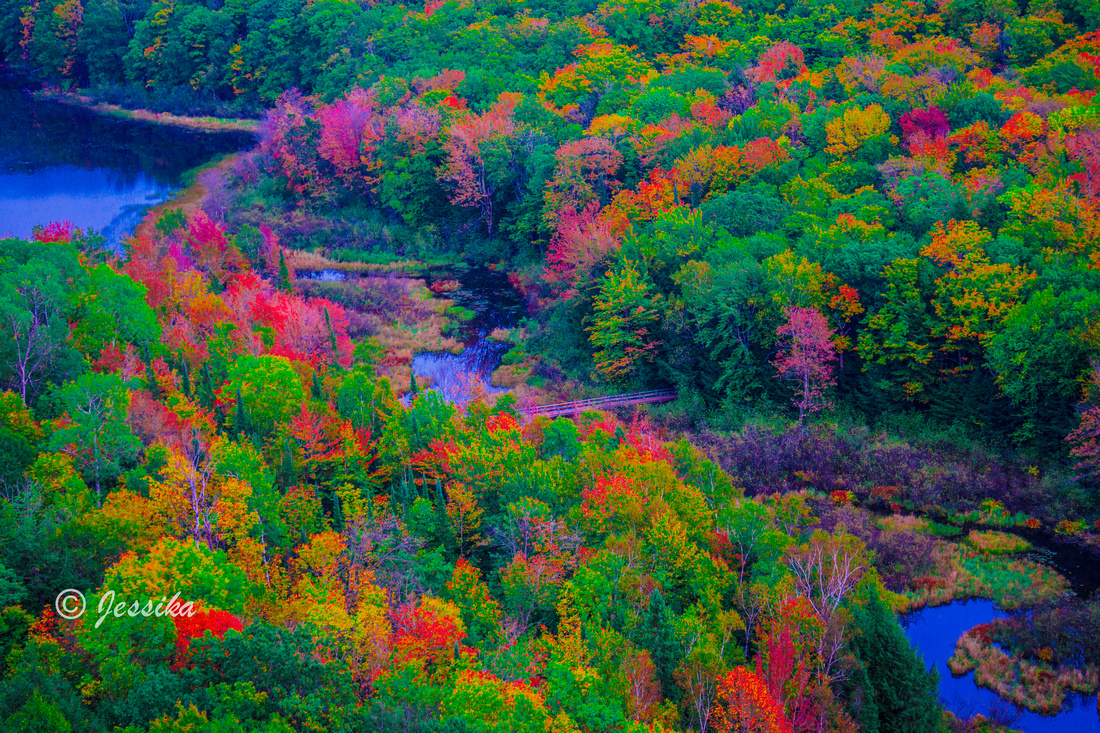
2;0;1100;729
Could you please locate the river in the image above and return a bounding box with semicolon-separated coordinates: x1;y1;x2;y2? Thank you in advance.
413;266;525;403
0;77;253;246
8;84;1099;731
903;600;1100;731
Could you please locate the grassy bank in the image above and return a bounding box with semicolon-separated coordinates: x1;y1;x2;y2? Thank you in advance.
949;625;1099;715
133;154;240;242
34;89;259;133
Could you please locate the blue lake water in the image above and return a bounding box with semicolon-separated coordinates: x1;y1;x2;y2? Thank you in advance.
903;600;1100;732
0;78;253;247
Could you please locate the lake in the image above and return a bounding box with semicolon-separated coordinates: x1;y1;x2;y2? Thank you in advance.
0;77;254;247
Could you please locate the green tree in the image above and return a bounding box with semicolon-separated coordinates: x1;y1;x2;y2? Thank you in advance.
71;265;160;362
4;689;73;733
848;590;940;733
986;286;1100;452
49;372;140;507
221;354;305;436
586;261;664;385
0;243;83;403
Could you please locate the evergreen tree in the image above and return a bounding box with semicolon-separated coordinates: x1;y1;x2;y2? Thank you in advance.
142;343;158;395
434;478;457;557
179;358;191;398
635;590;681;700
279;436;296;492
278;251;292;293
198;362;216;408
324;307;338;354
849;590;940;733
233;385;251;440
840;651;881;733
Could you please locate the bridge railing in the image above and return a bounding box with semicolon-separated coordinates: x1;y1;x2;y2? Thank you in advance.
523;389;677;416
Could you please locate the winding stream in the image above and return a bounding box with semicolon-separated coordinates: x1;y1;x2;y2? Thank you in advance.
903;597;1100;731
8;86;1099;730
412;267;526;403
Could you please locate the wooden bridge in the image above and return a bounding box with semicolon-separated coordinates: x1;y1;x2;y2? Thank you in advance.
522;389;677;418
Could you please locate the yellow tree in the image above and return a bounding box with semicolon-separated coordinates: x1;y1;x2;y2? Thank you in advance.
921;220;1036;372
824;104;890;158
586;262;664;384
148;437;258;550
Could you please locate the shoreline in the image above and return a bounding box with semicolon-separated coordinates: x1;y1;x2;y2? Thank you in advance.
33;88;260;134
132;154;241;243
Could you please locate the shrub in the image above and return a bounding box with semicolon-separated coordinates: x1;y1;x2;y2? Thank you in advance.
966;530;1031;555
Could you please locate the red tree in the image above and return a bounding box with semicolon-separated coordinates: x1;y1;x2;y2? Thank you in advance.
1067;363;1100;479
712;666;793;733
774;307;838;424
438;109;518;236
33;220;75;243
544;201;621;291
172;607;244;666
317;88;385;198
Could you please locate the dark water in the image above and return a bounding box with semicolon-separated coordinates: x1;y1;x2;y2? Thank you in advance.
0;79;253;246
412;267;525;403
297;266;524;402
1017;531;1100;600
903;600;1100;732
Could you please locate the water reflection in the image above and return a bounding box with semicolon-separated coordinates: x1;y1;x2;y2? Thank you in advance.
0;78;253;246
410;267;525;404
902;600;1100;732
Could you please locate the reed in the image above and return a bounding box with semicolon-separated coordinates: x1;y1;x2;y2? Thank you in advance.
132;154;240;242
375;315;463;355
879;514;930;533
901;541;1068;612
34;90;259;132
490;363;530;389
285;248;424;274
429;279;460;294
949;625;1100;715
966;530;1032;555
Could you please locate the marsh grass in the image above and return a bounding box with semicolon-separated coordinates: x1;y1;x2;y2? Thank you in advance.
295;274;464;395
966;530;1032;555
902;541;1068;612
35;90;260;131
286;248;427;274
879;514;931;533
490;363;530;389
133;154;240;242
488;326;528;342
949;625;1100;715
941;709;1023;733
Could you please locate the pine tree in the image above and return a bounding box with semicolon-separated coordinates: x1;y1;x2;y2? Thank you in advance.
435;478;457;557
324;307;338;355
199;362;215;408
179;358;191;398
409;372;419;397
840;651;881;733
233;385;251;439
636;590;682;699
143;343;158;395
278;250;292;292
280;436;296;491
849;590;939;733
